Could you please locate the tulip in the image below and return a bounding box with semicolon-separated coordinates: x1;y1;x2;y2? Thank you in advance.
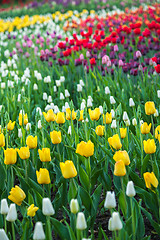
50;130;61;144
6;204;17;222
42;198;55;216
19;113;28;126
120;128;127;138
7;120;15;131
70;199;79;214
76;140;94;157
33;222;45;240
103;112;112;124
55;112;65;124
0;229;9;240
126;181;136;197
104;191;116;209
8;186;26;206
155;125;160;139
38;148;51;162
89;108;101;121
111;212;123;231
141;122;151;134
95;125;105;136
4;148;17;165
132;118;137;126
108;134;122;150
60;160;77;179
114;160;126;176
108;217;114;231
113;150;130;166
26;135;37;149
17;146;30;160
36;168;50;184
66;108;77;120
145;101;156;115
43;109;56;122
76;212;87;230
0;199;9;215
143;139;156;154
27;204;39;217
111;120;117;129
143;172;158;189
78;110;84;121
0;133;5;147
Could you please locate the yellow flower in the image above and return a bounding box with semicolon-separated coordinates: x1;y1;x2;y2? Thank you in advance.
143;139;156;154
7;120;16;131
113;150;130;166
76;140;94;157
8;185;26;206
108;134;122;150
38;148;51;162
155;125;160;139
19;113;28;126
0;133;5;147
43;109;56;122
145;101;156;115
60;160;77;178
55;112;65;124
27;204;39;217
120;128;127;139
95;125;105;136
66;108;77;120
26;135;37;149
103;112;112;124
114;160;126;176
18;146;30;160
36;168;50;184
78;110;84;121
141;122;151;134
89;108;101;121
4;148;17;165
50;130;61;144
143;172;158;189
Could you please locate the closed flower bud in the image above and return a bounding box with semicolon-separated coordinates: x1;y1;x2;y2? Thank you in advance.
95;125;105;136
145;101;156;115
38;120;42;129
143;172;158;189
18;146;30;160
50;130;61;144
136;50;142;58
108;134;122;150
157;90;160;98
26;123;31;131
56;112;65;124
113;150;130;166
26;135;37;149
103;112;112;124
78;110;84;121
125;119;130;126
114;160;126;176
42;198;55;216
76;140;94;157
123;111;129;121
105;86;110;95
87;99;92;107
80;80;84;86
77;84;82;92
19;113;28;126
33;222;45;240
27;204;38;217
104;191;116;209
70;199;79;214
66;108;77;120
132;118;137;126
60;160;77;179
33;84;38;90
126;181;136;197
48;96;52;103
129;98;135;107
154;109;159;117
155;126;160;139
111;120;117;129
65;89;70;97
120;128;127;138
38;148;51;162
18;129;22;138
110;96;116;105
4;148;17;165
8;186;26;206
7;120;15;131
111;109;115;118
60;92;65;100
0;199;9;215
36;168;50;184
89;108;101;121
99;106;103;114
43;109;56;122
111;212;123;230
0;229;9;240
76;212;87;230
143;139;156;154
68;126;71;135
141;122;151;134
0;133;5;147
108;217;114;231
43;93;47;100
6;204;17;222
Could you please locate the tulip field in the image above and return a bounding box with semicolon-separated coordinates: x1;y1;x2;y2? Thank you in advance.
0;0;160;239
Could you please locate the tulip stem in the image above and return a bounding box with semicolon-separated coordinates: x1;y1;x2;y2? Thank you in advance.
4;215;7;233
57;144;61;162
120;177;127;217
151;115;155;137
11;222;16;240
139;128;143;172
130;198;136;240
46;216;52;240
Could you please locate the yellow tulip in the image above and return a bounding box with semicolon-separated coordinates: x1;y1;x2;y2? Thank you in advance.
113;150;130;166
7;120;15;131
141;122;151;134
60;160;77;178
155;125;160;139
26;135;37;149
143;139;156;154
95;125;105;136
27;204;39;217
78;110;84;121
36;168;51;184
38;148;51;162
108;134;122;150
103;112;112;124
145;101;156;115
114;160;126;176
143;172;158;189
19;113;28;126
55;112;65;124
50;130;61;144
89;108;101;121
0;133;5;147
8;185;26;206
4;148;17;165
18;146;30;160
43;109;56;122
76;140;94;157
66;108;77;120
120;128;127;138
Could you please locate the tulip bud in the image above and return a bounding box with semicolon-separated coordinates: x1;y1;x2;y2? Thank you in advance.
154;109;159;117
111;212;123;231
129;98;135;107
157;90;160;98
26;123;31;131
6;204;17;222
70;199;79;214
110;96;116;105
111;109;115;118
0;229;9;240
60;93;65;100
33;84;38;91
42;198;55;216
0;199;9;215
38;120;42;129
79;80;84;86
65;89;70;97
108;217;114;231
18;129;22;138
33;222;45;240
105;86;110;95
136;50;142;58
132;118;137;126
43;93;47;100
125;119;130;127
123;111;129;121
77;84;82;92
76;212;87;230
111;120;117;129
126;181;136;197
87;99;92;107
104;191;116;209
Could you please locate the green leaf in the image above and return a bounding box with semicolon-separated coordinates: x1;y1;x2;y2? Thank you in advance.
79;186;92;212
68;179;77;203
79;166;90;191
119;190;127;216
50;217;70;240
65;221;76;240
0;162;6;191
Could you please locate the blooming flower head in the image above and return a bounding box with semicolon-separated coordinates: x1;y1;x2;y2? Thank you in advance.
8;186;26;206
27;204;39;217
